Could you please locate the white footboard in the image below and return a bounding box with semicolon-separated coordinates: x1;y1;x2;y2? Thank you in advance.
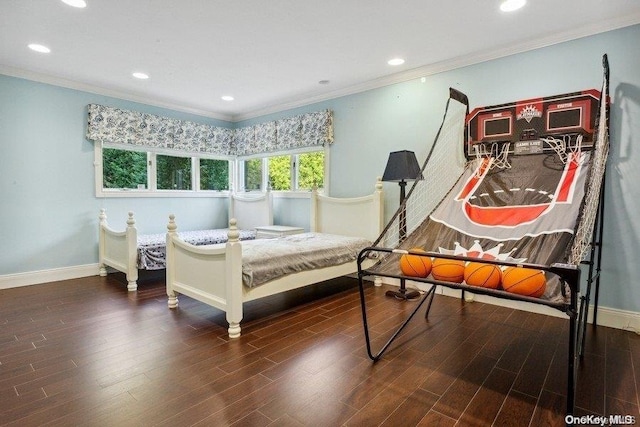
98;209;138;291
166;216;244;338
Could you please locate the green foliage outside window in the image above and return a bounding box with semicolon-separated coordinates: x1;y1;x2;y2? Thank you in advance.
268;155;291;191
244;158;262;191
103;148;147;189
200;159;229;190
298;151;324;189
103;147;323;193
157;155;191;190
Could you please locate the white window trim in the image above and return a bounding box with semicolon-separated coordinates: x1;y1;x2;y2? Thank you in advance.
94;142;233;198
235;145;330;195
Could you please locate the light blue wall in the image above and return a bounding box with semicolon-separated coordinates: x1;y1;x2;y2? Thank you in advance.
0;77;232;275
239;24;640;312
1;24;638;313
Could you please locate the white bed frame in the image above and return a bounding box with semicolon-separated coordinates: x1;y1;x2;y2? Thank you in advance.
98;191;273;291
166;179;384;338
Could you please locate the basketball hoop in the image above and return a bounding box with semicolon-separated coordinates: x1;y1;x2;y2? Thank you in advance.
542;134;584;165
472;142;511;177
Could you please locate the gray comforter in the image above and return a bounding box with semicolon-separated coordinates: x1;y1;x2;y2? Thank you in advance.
240;232;371;288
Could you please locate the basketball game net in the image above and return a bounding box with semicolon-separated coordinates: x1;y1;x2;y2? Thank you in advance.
568;67;609;265
372;90;468;251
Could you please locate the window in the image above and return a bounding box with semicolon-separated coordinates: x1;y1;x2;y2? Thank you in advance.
268;155;291;191
297;151;324;190
244;158;263;191
97;145;230;197
157;154;192;190
200;158;229;191
238;148;325;192
102;147;147;189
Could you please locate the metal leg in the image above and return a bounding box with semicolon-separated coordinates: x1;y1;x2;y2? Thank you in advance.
567;295;578;416
424;285;437;319
358;275;436;361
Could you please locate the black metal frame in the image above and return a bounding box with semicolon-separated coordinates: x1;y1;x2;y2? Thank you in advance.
357;251;583;414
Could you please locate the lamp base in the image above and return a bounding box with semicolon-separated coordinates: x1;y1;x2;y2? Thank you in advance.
385;288;421;300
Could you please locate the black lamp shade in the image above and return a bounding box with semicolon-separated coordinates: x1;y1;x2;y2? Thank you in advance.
381;150;423;182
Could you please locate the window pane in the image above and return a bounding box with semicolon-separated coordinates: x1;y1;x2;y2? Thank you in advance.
268;155;291;191
200;159;229;190
244;158;262;191
298;151;324;190
157;155;192;190
103;148;147;189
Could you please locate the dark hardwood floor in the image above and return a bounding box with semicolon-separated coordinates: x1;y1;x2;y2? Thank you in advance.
1;274;639;426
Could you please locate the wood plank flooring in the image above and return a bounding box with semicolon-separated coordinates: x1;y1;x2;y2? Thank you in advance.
1;274;639;426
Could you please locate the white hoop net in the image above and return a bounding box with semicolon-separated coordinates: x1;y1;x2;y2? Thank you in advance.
542;134;585;166
472;142;512;176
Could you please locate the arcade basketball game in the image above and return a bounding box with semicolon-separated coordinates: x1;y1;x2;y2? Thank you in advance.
357;55;610;415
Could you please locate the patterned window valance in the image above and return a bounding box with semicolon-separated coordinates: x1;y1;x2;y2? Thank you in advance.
86;104;234;155
87;104;333;157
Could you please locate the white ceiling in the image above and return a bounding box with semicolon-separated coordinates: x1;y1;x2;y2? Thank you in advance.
1;1;640;121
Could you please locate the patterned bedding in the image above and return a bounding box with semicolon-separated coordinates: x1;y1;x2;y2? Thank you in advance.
240;232;372;288
138;229;256;270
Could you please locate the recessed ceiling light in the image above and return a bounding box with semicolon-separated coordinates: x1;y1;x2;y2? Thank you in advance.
28;43;51;53
61;0;87;8
387;58;405;66
221;95;234;101
132;72;149;80
500;0;526;12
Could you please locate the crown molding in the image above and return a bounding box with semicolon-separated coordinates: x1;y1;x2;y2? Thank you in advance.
0;65;235;122
2;16;639;123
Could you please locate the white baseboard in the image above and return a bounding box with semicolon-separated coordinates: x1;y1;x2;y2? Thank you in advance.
0;264;101;290
2;269;640;335
385;279;640;334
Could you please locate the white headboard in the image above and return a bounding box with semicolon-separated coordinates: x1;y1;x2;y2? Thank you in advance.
229;192;274;230
310;178;384;242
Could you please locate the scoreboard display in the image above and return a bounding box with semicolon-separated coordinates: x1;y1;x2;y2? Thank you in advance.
465;90;602;159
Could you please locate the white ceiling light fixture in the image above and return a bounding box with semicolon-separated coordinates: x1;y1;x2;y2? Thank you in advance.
61;0;87;8
132;72;149;79
500;0;526;12
387;58;405;66
221;95;234;101
28;43;51;53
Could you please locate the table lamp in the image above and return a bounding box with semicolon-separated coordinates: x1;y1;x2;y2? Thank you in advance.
382;150;423;300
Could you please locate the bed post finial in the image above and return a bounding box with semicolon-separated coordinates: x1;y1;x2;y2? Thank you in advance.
228;218;240;242
127;211;135;228
99;208;107;224
375;176;383;192
167;214;177;234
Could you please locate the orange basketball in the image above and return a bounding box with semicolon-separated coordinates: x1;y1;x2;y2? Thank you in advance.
502;267;546;298
399;248;432;278
464;262;502;289
431;258;465;283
